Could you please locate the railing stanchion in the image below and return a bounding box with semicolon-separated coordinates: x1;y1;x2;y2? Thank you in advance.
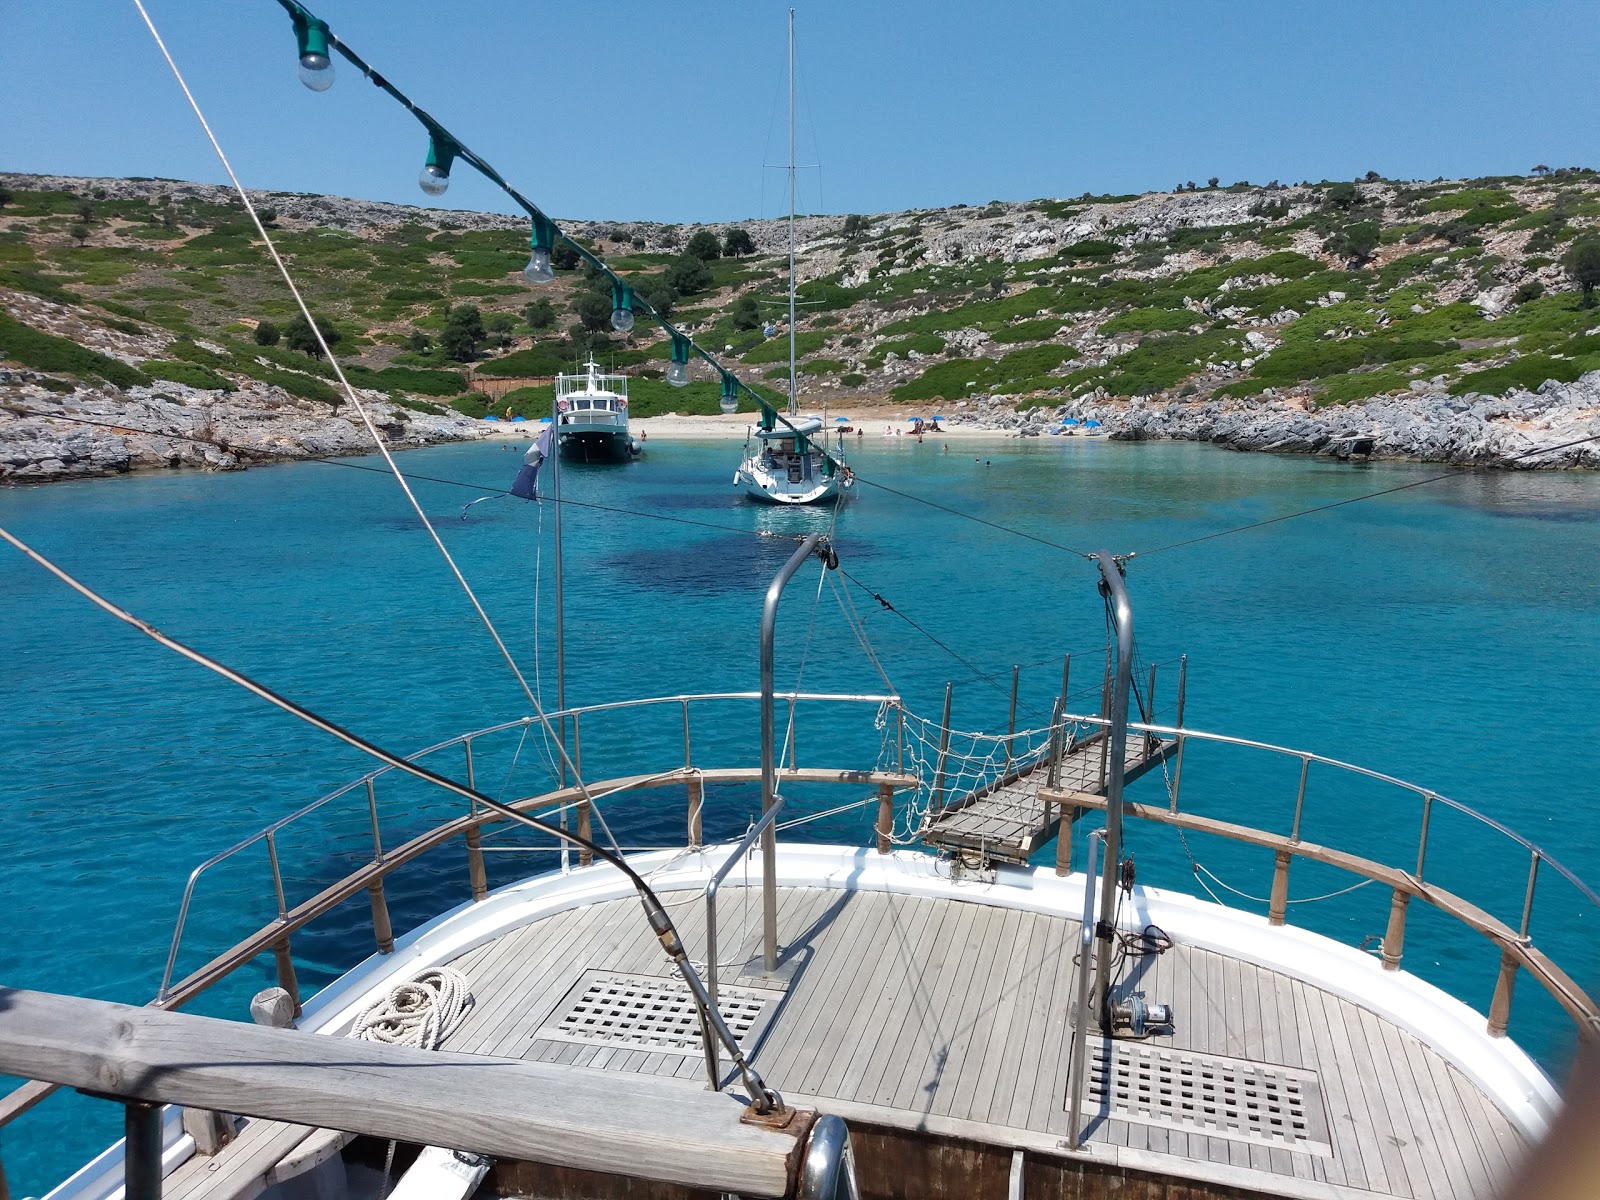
575;713;592;867
1291;757;1309;843
367;879;395;953
1168;654;1187;813
1268;850;1292;926
1006;665;1019;767
0;1142;11;1200
266;832;287;919
877;784;894;854
464;737;475;792
1416;792;1434;881
687;775;704;849
271;935;301;1016
1143;663;1158;757
1046;696;1066;797
1488;948;1520;1038
123;1099;162;1200
681;699;692;769
931;685;954;815
1382;889;1410;971
1520;851;1542;940
1060;653;1072;725
466;826;488;901
787;697;798;772
366;779;383;861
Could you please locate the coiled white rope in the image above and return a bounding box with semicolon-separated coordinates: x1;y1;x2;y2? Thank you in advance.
351;967;472;1050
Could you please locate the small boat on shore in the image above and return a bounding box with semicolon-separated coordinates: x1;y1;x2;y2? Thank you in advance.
556;360;641;462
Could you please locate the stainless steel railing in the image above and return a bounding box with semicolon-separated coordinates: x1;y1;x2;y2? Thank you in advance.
157;690;900;1004
1045;709;1600;1039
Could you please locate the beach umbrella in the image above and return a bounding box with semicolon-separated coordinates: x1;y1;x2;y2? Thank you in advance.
511;415;528;423
483;415;500;422
932;414;946;420
835;416;850;422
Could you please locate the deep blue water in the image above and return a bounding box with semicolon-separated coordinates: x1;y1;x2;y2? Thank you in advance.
2;436;1598;1192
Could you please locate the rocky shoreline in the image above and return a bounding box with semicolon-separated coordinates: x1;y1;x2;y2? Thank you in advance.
946;374;1600;469
0;375;489;482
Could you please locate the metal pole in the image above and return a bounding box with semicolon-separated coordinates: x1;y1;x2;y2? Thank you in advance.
1169;654;1188;812
124;1100;162;1200
551;389;570;872
1067;829;1104;1150
1006;665;1019;766
931;683;954;813
1091;552;1134;1032
1060;654;1072;740
786;7;797;420
761;533;825;973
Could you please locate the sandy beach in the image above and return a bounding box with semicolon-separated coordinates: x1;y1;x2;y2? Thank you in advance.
629;412;1019;441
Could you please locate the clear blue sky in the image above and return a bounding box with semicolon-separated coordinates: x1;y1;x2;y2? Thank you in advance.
5;1;1597;224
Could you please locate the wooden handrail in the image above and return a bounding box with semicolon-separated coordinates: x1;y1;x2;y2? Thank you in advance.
0;988;811;1199
1041;786;1600;1039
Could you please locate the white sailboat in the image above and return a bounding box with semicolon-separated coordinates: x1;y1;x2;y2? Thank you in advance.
733;9;853;507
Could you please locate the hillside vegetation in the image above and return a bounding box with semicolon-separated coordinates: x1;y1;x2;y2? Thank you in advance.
4;168;1600;422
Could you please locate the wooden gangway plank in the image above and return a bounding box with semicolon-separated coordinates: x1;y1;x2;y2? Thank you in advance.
919;733;1176;863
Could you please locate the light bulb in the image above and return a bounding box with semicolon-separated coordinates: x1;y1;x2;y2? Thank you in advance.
666;360;690;388
418;162;451;197
523;247;553;285
611;306;634;334
297;53;335;92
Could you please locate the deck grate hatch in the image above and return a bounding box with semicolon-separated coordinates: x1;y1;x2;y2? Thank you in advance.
538;971;776;1056
1079;1043;1333;1156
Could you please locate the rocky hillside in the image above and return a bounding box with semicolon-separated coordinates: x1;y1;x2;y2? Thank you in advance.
4;168;1600;478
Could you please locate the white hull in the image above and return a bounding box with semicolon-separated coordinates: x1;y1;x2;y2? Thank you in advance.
734;456;851;505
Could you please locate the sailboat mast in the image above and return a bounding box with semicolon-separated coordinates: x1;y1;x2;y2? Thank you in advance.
787;7;797;419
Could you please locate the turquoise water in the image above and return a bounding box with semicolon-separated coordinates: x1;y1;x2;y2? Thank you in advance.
2;436;1598;1191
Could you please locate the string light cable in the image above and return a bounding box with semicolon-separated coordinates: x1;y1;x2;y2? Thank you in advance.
129;0;637;863
265;0;843;472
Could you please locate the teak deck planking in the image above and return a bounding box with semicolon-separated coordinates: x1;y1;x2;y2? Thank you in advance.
426;884;1522;1199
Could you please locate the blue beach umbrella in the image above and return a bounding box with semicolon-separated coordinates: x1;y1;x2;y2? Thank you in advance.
835;416;850;422
511;415;528;423
483;415;500;422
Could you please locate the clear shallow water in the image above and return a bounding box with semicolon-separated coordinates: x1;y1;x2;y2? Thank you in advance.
1;436;1598;1191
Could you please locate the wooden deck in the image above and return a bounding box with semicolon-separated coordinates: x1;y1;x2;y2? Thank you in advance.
920;733;1175;863
436;884;1524;1199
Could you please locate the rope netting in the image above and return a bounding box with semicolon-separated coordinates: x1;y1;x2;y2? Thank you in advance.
887;706;1101;845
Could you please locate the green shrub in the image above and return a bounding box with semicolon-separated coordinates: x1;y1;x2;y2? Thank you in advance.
1099;308;1206;335
449;393;489;418
1062;238;1120;260
388;395;445;415
144;360;236;391
841;372;867;387
744;330;828;364
259;369;338;404
876;333;947;357
473;346;573;377
799;358;847;375
990;319;1062;344
343;365;466;396
0;312;150;387
1067;328;1242;397
1448;353;1600;396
